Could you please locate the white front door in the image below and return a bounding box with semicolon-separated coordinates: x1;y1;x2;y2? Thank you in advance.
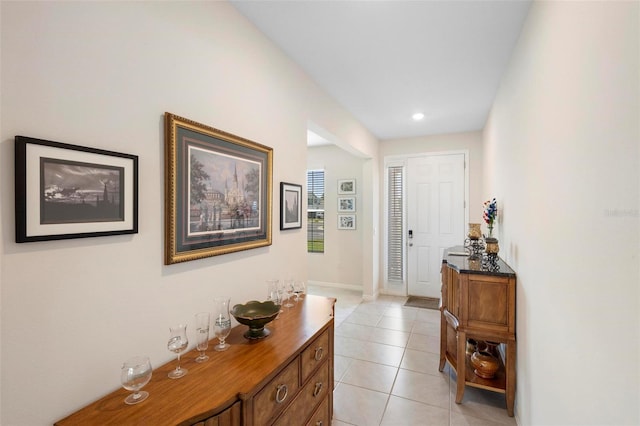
407;154;465;297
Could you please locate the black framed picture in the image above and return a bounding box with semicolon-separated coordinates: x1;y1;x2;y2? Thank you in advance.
164;112;273;264
15;135;138;242
280;182;302;230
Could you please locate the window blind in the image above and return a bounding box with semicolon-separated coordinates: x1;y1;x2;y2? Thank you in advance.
387;166;404;281
307;170;325;253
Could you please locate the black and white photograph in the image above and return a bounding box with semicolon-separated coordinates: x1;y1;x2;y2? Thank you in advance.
338;214;356;230
15;136;138;242
337;196;356;213
280;182;302;230
41;159;125;224
337;178;356;194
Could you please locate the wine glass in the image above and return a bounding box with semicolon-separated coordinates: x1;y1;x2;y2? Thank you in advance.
195;312;210;363
267;280;280;304
121;356;152;405
267;279;282;319
267;279;283;314
167;324;188;379
293;280;306;301
213;298;231;351
283;279;295;308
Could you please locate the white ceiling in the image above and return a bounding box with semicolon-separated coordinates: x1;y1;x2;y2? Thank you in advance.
231;0;532;142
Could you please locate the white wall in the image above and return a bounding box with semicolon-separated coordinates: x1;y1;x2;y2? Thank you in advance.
307;145;365;290
484;1;639;424
0;2;378;425
380;131;484;223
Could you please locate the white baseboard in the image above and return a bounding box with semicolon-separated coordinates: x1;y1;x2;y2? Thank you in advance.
307;280;363;292
307;281;386;302
363;291;378;302
380;279;407;297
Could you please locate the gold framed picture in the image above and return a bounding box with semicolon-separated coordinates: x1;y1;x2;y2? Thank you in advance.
164;113;272;264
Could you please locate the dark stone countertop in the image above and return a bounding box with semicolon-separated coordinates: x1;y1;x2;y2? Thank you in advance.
442;245;516;277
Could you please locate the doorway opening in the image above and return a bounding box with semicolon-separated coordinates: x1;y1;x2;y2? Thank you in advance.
383;151;469;297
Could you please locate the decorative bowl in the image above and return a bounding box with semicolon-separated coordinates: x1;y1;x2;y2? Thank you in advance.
231;300;280;340
470;349;500;379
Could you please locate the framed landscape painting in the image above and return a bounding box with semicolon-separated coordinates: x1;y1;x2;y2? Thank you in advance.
15;136;138;242
164;112;273;264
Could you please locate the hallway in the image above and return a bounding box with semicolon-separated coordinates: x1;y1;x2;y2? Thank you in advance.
308;286;517;426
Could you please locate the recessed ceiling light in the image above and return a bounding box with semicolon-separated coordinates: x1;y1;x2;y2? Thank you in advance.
412;112;425;121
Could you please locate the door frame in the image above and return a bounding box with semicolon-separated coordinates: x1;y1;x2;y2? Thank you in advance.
383;150;469;296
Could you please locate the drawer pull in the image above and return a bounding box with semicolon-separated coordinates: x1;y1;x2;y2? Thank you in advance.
314;347;324;361
312;382;323;397
316;422;323;426
275;384;288;404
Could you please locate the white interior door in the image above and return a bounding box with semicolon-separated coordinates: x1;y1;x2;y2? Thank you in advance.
407;154;465;298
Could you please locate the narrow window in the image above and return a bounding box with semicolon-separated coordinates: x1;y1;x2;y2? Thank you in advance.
387;166;404;281
307;170;325;253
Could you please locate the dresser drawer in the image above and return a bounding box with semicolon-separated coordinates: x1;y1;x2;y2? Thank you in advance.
274;360;330;426
306;396;330;426
301;329;330;382
253;357;300;425
192;401;241;426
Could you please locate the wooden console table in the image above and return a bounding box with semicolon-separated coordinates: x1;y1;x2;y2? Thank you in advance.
56;295;335;426
439;247;516;416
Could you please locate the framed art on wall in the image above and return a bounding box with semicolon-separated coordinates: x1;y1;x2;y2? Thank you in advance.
15;136;139;243
164;112;272;264
337;196;356;213
280;182;302;230
338;214;356;230
337;178;356;195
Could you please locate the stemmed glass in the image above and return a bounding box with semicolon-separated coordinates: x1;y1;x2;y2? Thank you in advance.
267;279;282;319
195;312;210;363
167;324;188;379
213;298;231;351
121;356;152;405
293;280;306;301
283;279;295;308
267;279;284;313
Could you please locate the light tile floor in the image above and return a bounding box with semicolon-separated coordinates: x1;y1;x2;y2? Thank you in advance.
307;285;518;426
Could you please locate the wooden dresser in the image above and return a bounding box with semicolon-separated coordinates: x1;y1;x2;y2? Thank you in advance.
55;295;335;426
439;247;516;416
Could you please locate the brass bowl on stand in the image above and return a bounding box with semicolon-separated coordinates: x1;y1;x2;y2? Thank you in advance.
231;300;280;340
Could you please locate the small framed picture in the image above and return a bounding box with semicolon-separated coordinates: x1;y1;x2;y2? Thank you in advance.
338;214;356;230
337;196;356;213
337;178;356;195
280;182;302;230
